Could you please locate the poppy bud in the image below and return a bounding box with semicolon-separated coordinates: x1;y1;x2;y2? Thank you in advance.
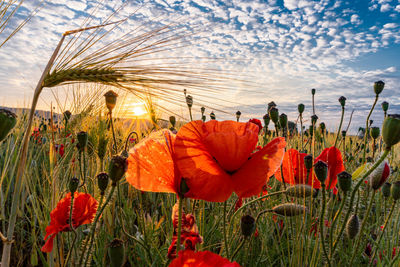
104;90;118;112
63;110;71;123
201;106;205;116
236;111;241;122
108;238;125;267
373;80;385;95
108;155;127;185
369;161;390;190
269;107;279;124
314;160;328;185
186;95;193;108
267;101;277;112
382;182;391;198
202;115;206;122
97;137;108;160
381;101;389;112
285;185;315;198
279;113;288;128
337;171;352;192
69;177;79;193
341;130;347;138
77;131;88;152
346;214;359;239
241;215;256;237
319;122;326;132
391;181;400;201
263;114;270;127
97;172;109;194
298;103;305;114
370;127;380;140
210;111;216;120
311;115;318;125
382;114;400;149
272;203;307;216
311;88;316;95
304;155;313;170
169;116;176;127
338;96;346;107
0;109;17;143
179;178;190;198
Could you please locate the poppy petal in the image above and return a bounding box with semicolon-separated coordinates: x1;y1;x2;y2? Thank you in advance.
169;250;242;267
126;130;180;194
275;148;298;185
232;137;286;198
41;234;56;253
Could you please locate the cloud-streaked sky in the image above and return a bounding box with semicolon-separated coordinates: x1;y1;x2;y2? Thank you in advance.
0;0;399;133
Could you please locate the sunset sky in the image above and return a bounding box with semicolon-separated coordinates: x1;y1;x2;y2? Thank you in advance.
0;0;399;133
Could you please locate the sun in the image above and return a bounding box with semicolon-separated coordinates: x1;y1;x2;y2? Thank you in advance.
132;105;147;116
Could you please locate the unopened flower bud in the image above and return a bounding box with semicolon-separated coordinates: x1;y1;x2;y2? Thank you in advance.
108;155;127;185
104;90;118;112
97;172;109;194
311;88;316;95
369;161;390;190
346;214;359;239
279;113;288;128
382;114;400;149
269;107;279;124
186;95;193;108
341;130;346;138
337;171;352;192
314;160;328;185
311;115;318;125
202;115;206;122
339;96;346;107
63;110;71;123
285;185;315;198
374;81;385;95
272;203;307;216
236;111;241;122
391;181;400;201
382;182;391;198
0;109;17;143
201;107;205;116
241;215;256;237
370;127;380;140
381;101;389;112
69;177;79;193
169;116;176;127
108;238;125;267
263;114;270;127
77;131;88;152
304;155;313;170
319;122;326;132
210;111;216;120
298;103;305;114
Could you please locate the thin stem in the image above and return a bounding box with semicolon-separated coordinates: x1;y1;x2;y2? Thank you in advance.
363;95;379;163
300;114;304;151
334;107;345;147
319;186;331;267
230;238;246;261
329;192;347;256
109;111;118;154
176;197;184;255
64;193;77;267
223;201;230;259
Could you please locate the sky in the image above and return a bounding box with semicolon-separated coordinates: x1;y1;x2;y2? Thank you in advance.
0;0;399;133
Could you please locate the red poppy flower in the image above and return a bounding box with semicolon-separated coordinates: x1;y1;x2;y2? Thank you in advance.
249;118;262;133
169;250;241;267
275;146;344;189
174;120;286;201
41;192;98;253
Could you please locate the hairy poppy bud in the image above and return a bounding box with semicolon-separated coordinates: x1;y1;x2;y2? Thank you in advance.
108;155;127;185
314;160;328;185
236;111;241;122
77;131;88;152
0;109;17;143
97;136;108;160
186;95;193;108
311;88;316;95
202;115;206;122
338;96;346;107
341;130;346;138
370;127;380;140
108;238;125;267
346;214;359;239
374;80;385;95
391;181;400;201
201;106;205;116
382;182;391;198
104;90;118;112
210;111;216;120
69;177;79;193
298;103;305;114
285;185;315;198
272;203;307;216
97;172;109;194
381;101;389;112
169;116;176;128
63;110;71;123
311;115;318;125
269;107;279;124
263;114;270;127
179;178;190;198
304;155;313;170
382;114;400;149
337;171;352;192
241;215;256;237
279;113;288;128
369;161;390;190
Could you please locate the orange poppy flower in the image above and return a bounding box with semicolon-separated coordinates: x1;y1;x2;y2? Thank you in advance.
41;192;98;253
169;250;242;267
275;146;344;189
174;120;286;201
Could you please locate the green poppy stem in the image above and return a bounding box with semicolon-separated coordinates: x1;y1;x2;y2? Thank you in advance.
176;197;184;256
319;186;331;267
363;95;379;163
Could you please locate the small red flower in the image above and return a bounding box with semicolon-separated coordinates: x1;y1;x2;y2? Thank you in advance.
41;192;98;253
169;250;241;267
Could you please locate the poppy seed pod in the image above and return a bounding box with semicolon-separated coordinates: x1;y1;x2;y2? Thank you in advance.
304;155;313;170
69;177;79;193
267;101;277;112
210;111;216;120
269;107;279;124
319;122;326;132
63;110;71;122
382;182;392;198
311;88;316;95
341;130;347;138
97;172;109;194
381;101;389;112
200;106;205;116
272;203;307;217
369;161;390;190
263;114;270;127
279;113;288;128
346;214;359;239
314;160;328;185
241;215;256;237
337;171;352;192
108;155;128;185
311;115;318;125
339;96;346;107
169;116;176;128
77;131;88;152
391;181;400;201
374;80;385;95
97;137;108;160
108;238;125;267
285;184;315;198
104;90;118;112
298;103;305;114
202;115;206;122
0;109;17;143
186;95;193;108
370;127;380;140
236;111;241;122
382;114;400;149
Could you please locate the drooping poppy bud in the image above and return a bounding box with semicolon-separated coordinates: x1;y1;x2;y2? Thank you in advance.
169;116;176;128
272;203;307;217
77;131;88;152
304;155;313;170
370;127;380;140
108;155;128;185
263;114;270;127
285;185;315;198
269;107;279;124
241;215;256;237
0;109;17;143
382;182;391;198
381;101;389;112
69;177;79;193
314;160;328;185
373;81;385;95
236;111;241;122
338;96;346;107
108;238;125;267
311;88;316;95
279;113;288;128
369;161;390;190
391;181;400;201
298;103;305;114
186;95;193;108
97;172;109;195
337;171;352;192
382;114;400;149
210;111;216;120
346;214;359;239
104;90;118;112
